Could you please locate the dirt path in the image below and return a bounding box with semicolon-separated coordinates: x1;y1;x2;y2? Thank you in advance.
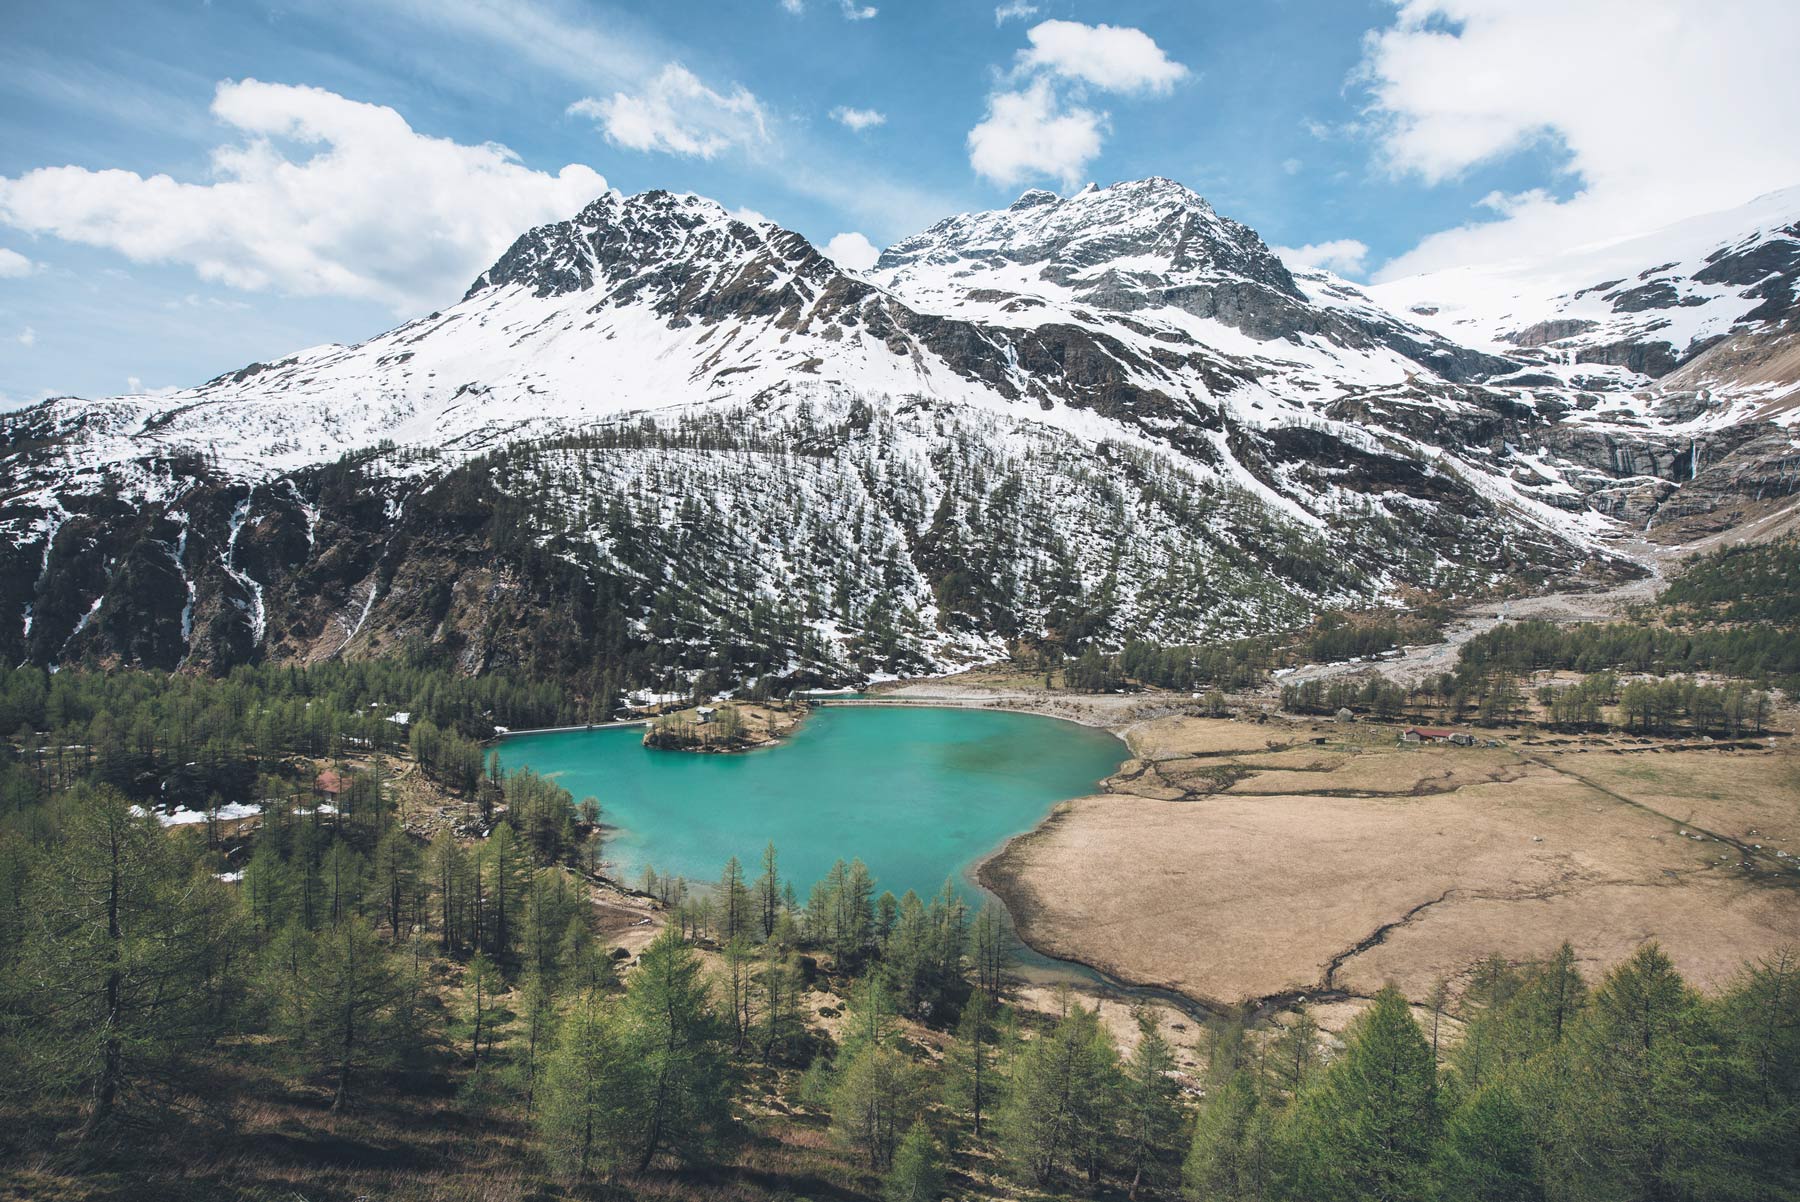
1272;537;1678;691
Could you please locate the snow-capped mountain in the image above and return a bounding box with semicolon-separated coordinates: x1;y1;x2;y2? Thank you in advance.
2;178;1796;686
1371;187;1800;394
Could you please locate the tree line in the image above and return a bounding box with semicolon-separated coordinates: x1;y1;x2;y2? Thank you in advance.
2;777;1796;1199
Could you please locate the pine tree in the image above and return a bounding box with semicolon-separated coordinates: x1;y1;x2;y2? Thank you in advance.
484;822;527;967
831;1042;925;1170
999;1000;1123;1188
429;830;467;955
1560;943;1737;1200
758;942;804;1063
1266;1006;1320;1102
1183;1067;1269;1202
516;969;555;1115
372;823;419;942
719;934;757;1054
466;950;503;1066
971;901;1008;995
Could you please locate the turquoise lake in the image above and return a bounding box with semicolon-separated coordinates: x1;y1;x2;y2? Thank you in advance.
497;706;1125;907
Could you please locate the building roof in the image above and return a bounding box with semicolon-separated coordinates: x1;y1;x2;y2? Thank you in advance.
1405;727;1455;738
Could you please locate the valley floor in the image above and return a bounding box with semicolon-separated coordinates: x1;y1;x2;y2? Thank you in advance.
981;713;1799;1018
870;559;1799;1024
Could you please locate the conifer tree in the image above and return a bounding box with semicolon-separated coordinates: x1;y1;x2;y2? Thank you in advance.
1429;1083;1543;1202
944;988;996;1138
999;1000;1122;1188
285;915;407;1111
755;840;781;939
622;927;731;1171
1560;943;1736;1200
538;990;639;1180
1183;1067;1270;1202
884;1119;946;1202
9;786;241;1140
466;951;503;1066
718;854;751;941
1290;985;1438;1202
1122;1008;1183;1198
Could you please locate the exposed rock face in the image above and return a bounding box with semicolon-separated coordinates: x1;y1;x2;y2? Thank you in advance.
3;178;1797;683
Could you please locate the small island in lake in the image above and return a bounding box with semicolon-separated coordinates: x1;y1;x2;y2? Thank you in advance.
641;698;808;752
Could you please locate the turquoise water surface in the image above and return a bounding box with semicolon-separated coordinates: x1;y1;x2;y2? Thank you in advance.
497;706;1125;905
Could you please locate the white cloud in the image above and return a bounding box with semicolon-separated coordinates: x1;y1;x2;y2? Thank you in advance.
570;64;767;160
730;206;771;227
1018;20;1189;95
969;20;1185;189
783;0;876;15
1281;157;1303;176
968;77;1106;189
824;231;880;271
1363;0;1800;280
0;79;606;313
0;247;31;277
994;0;1038;23
16;326;36;347
831;106;886;133
1274;239;1371;277
123;377;179;397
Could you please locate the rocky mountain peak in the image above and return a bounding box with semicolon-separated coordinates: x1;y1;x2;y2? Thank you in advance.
465;187;825;306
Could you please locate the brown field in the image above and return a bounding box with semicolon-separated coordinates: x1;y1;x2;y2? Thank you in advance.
983;716;1800;1013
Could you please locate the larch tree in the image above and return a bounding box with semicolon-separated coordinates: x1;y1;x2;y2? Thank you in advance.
9;786;241;1140
284;915;406;1111
1291;984;1439;1202
622;926;731;1171
1121;1008;1184;1199
538;990;639;1181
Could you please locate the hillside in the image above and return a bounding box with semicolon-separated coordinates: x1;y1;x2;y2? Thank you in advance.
2;179;1797;693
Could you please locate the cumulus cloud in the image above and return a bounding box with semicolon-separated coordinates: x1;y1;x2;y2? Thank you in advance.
968;20;1185;188
1281;158;1303;175
1363;0;1800;280
1274;239;1371;277
1018;20;1189;95
824;231;880;271
0;79;606;312
968;77;1106;189
570;64;767;159
0;247;31;277
16;326;36;347
994;1;1038;23
831;106;886;133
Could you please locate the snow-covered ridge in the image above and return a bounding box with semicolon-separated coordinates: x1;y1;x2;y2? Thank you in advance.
4;177;1799;677
1371;186;1800;383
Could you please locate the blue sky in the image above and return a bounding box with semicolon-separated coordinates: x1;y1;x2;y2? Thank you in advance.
2;0;1796;407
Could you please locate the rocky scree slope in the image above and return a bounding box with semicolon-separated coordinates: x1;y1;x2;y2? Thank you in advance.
2;180;1795;689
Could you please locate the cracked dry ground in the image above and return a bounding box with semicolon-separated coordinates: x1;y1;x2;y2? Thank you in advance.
982;716;1800;1012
